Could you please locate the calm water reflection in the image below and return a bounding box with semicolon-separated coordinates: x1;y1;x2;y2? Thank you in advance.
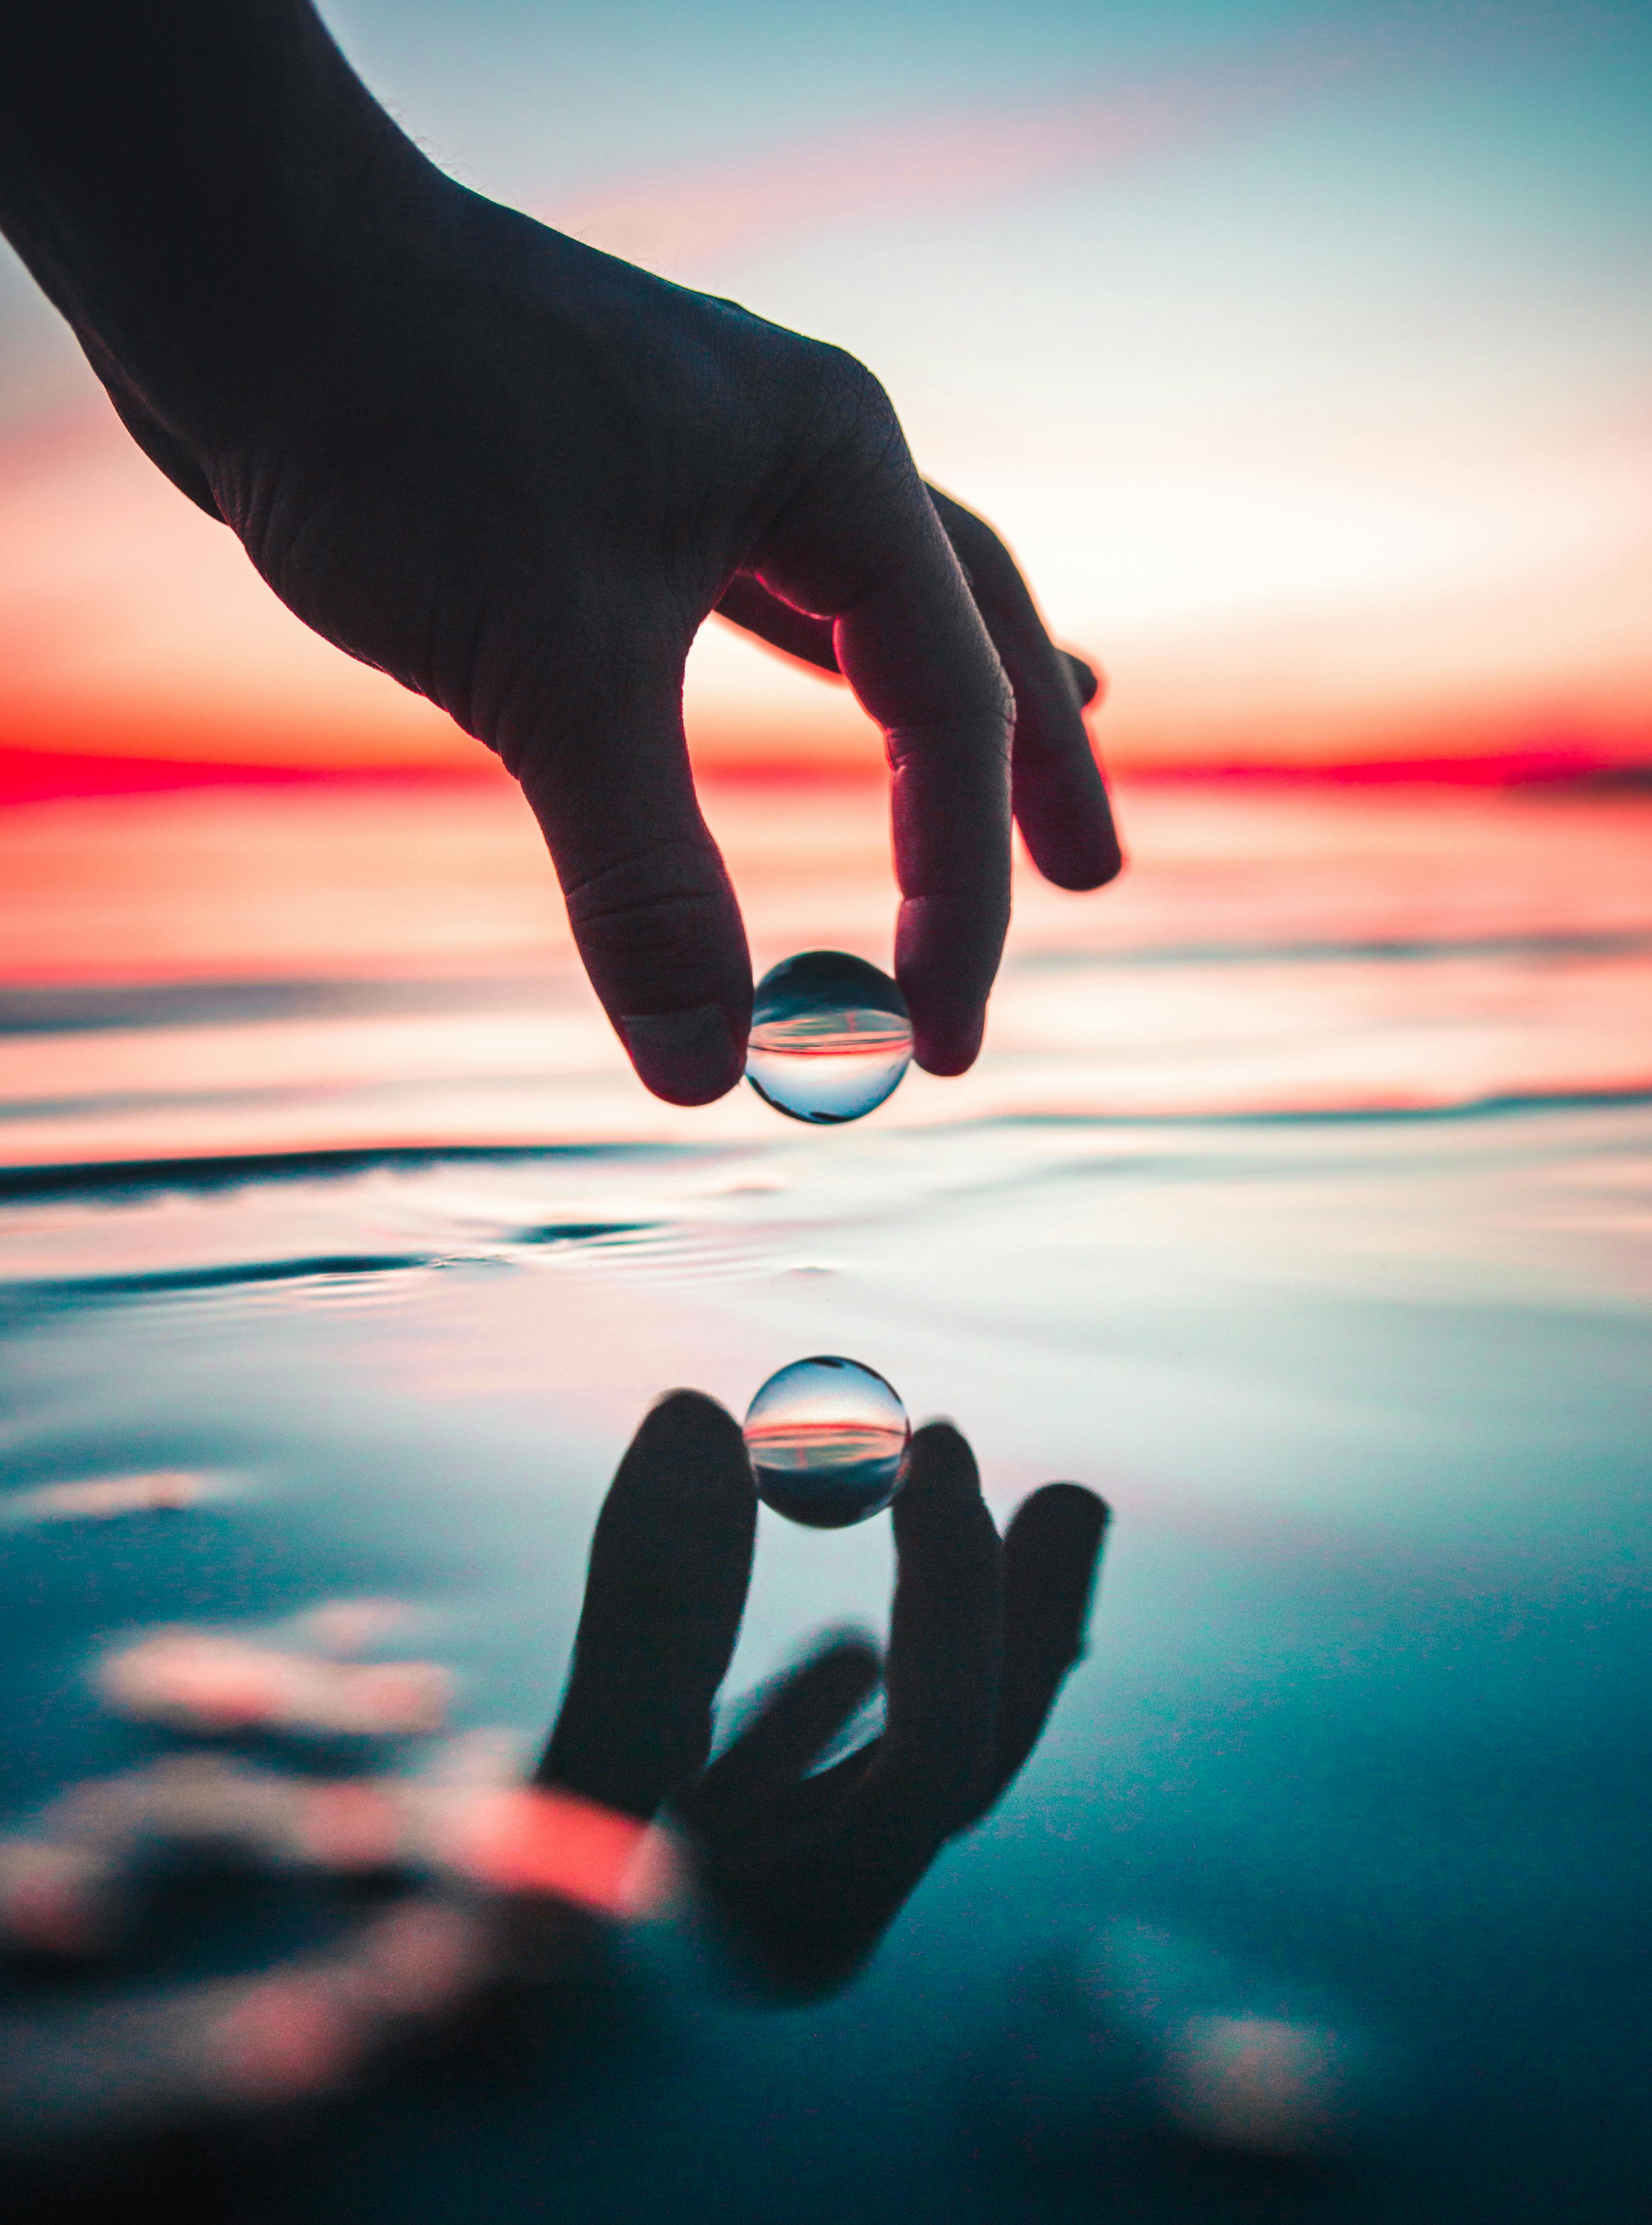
0;782;1648;2217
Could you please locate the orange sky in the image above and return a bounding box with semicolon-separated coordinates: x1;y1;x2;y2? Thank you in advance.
2;7;1650;793
3;399;1648;796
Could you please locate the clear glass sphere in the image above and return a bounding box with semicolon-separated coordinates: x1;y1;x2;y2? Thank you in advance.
743;1356;912;1528
745;951;912;1124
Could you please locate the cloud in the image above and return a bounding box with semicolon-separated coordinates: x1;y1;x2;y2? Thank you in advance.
544;45;1367;275
541;0;1641;276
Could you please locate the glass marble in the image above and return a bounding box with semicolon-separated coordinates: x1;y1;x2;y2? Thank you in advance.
745;951;913;1124
743;1356;912;1528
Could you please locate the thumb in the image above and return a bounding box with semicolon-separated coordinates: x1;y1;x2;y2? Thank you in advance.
501;633;753;1105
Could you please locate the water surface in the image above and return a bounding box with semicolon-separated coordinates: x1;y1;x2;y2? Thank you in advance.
1;778;1647;2218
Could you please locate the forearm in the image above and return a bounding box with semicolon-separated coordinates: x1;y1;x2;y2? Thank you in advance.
0;1;431;441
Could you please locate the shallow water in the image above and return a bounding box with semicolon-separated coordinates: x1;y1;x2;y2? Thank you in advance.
1;779;1648;2217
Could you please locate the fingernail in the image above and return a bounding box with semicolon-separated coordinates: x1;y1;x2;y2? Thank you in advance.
617;1005;742;1105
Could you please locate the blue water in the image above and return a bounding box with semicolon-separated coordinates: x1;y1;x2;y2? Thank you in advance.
2;1100;1648;2216
1;783;1649;2216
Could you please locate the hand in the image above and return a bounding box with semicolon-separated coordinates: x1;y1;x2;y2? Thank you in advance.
537;1391;1108;1999
717;478;1114;906
0;4;1119;1103
161;192;1118;1099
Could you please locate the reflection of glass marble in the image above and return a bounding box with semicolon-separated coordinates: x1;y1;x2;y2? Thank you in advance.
744;1356;911;1528
746;951;912;1124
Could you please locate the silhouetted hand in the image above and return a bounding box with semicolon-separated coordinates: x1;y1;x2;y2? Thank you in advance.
0;3;1121;1105
537;1391;1108;1999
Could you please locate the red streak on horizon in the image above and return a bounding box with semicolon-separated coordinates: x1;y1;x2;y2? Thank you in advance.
4;741;1650;811
0;746;510;806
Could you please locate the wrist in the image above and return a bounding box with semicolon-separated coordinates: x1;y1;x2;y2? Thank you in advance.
0;3;439;446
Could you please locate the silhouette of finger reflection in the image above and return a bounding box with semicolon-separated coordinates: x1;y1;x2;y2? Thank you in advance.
536;1391;757;1821
539;1404;1108;2002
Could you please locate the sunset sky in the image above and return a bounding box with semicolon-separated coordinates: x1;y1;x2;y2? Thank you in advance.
1;0;1649;790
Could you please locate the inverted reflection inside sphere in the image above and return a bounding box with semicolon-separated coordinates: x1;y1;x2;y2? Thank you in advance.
746;951;912;1124
744;1357;911;1528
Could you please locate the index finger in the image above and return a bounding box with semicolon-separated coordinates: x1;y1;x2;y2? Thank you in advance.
751;367;1013;1074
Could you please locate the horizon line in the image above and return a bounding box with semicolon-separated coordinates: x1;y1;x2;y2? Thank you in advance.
3;741;1651;808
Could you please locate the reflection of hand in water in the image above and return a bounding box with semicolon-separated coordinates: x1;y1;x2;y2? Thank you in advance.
538;1391;1108;1999
0;1388;1099;2172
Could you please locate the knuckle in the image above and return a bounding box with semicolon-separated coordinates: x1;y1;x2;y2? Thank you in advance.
815;340;888;411
794;341;902;463
562;837;734;956
885;665;1013;763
